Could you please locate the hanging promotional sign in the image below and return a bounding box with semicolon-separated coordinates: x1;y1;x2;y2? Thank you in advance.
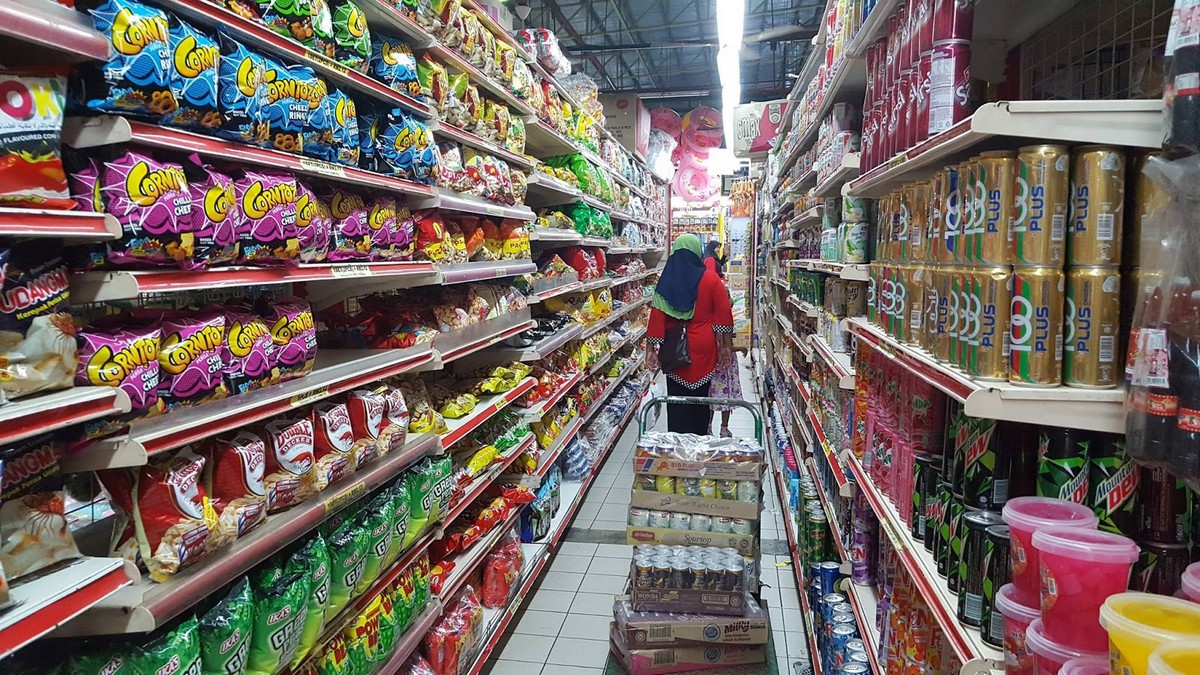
733;100;785;158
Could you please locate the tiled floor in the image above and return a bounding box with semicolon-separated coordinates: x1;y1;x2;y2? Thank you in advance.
485;356;811;674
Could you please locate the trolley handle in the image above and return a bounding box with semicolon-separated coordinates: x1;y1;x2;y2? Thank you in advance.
638;395;764;443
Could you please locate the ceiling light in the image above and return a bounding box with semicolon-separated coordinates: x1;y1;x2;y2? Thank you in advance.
714;0;745;157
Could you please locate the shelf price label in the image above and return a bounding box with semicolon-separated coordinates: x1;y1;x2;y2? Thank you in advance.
324;480;368;514
485;205;505;218
299;157;347;179
331;264;373;278
290;385;331;408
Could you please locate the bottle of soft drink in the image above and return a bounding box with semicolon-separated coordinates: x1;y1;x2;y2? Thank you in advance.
1126;281;1176;465
1171;289;1200;479
1165;0;1200;155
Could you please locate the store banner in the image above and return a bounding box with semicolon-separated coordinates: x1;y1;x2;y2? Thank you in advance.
732;100;785;158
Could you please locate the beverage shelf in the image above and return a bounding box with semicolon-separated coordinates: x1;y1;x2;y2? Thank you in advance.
842;577;883;675
0;208;121;240
793;206;824;229
847;100;1163;199
846;317;1126;433
844;452;1004;671
788;295;820;318
805;459;852;571
844;0;903;57
784;258;870;281
806;409;852;496
0;387;131;447
784;58;870;176
814;153;861;198
810;336;856;389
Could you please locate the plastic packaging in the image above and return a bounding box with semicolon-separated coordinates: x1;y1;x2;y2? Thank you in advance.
994;583;1040;675
1183;562;1200;603
1001;497;1099;604
1100;592;1200;675
1024;619;1104;675
1148;640;1200;675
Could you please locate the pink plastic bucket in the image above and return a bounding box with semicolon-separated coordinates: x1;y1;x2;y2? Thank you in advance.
1002;497;1099;605
1025;619;1105;675
1033;526;1139;652
995;583;1040;675
1182;562;1200;604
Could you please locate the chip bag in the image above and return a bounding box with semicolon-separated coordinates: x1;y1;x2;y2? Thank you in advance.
98;151;196;268
82;0;176;117
313;635;353;675
0;70;71;210
296;180;333;263
330;0;371;72
0;435;81;581
247;549;311;675
372;34;421;99
292;533;332;668
184;158;242;268
233;169;301;265
310;401;355;490
327;89;361;166
327;518;370;617
325;188;373;261
256;418;317;512
200;431;267;545
216;32;270;145
163;18;221;131
356;491;396;594
135;615;202;675
383;478;412;567
199;577;254;675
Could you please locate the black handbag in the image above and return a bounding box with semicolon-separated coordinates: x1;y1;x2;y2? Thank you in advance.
659;320;691;372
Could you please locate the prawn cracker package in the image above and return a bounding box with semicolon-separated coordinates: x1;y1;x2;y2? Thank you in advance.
198;577;254;675
247;549;311;675
371;35;421;98
163;17;221;131
81;0;176;117
200;432;268;544
326;518;369;617
325;188;372;261
0;246;77;404
327;90;360;166
356;491;396;594
158;312;229;410
263;299;317;382
293;533;332;668
223;307;278;394
257;417;317;511
99;151;196;268
0;70;72;210
134;615;202;675
234;170;301;265
0;435;81;580
100;448;215;581
183;159;241;267
76;323;163;414
217;32;269;145
296;182;332;263
309;401;354;490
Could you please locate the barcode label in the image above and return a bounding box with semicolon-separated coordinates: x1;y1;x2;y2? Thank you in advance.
1002;331;1011;357
1055;333;1064;360
916;515;926;538
994;478;1009;504
964;592;984;622
1100;336;1116;362
911;309;922;330
653;651;676;667
988;608;1006;642
1096;213;1116;240
648;626;673;642
1051;215;1066;241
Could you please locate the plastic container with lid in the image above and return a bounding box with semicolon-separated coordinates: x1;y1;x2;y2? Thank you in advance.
1024;618;1104;675
1100;592;1200;675
1148;639;1200;675
994;583;1040;675
1060;655;1110;675
1002;497;1098;605
1182;562;1200;604
1032;526;1139;652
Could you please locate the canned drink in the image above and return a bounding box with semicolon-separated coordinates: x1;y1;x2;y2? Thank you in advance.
941;166;962;263
1009;266;1065;387
670;512;692;530
1089;434;1141;538
717;480;738;500
670;560;690;589
934;483;953;576
1037;428;1092;504
929;41;972;135
831;624;858;664
1012;145;1069;265
1132;542;1190;595
654;475;676;494
962;418;1016;509
846;281;868;317
676;477;702;497
982;524;1011;648
948;267;967;368
736;480;759;503
979;150;1017;264
689;562;707;589
690;513;712;531
843;194;869;223
807;513;830;562
1140;465;1190;545
910;182;930;262
928;172;948;262
1069;145;1125;266
848;651;871;666
1064;266;1121;388
959;267;982;373
652;561;671;588
912;454;938;541
971;265;1013;381
628;507;650;527
907;265;927;344
704;562;724;590
713;516;734;534
649;510;672;529
933;0;973;41
841;664;870;675
634;560;654;588
730;518;752;535
818;561;841;598
867;263;880;324
723;562;745;591
845;222;869;263
933;266;953;361
921;265;941;352
961;158;984;264
699;478;718;498
957;510;1005;627
894;265;911;342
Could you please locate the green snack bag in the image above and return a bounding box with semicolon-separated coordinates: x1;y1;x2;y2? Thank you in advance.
392;571;415;631
313;635;353;675
383;480;411;567
375;590;398;662
291;533;332;669
331;0;371;72
199;578;253;675
61;647;137;675
134;616;202;675
247;551;311;675
402;461;434;547
411;553;430;613
425;455;455;523
327;519;369;618
356;492;396;595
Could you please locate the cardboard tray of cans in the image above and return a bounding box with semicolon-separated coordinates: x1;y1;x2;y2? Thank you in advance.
634;435;764;481
608;623;769;674
625;526;757;555
628;554;749;616
628;489;760;520
612;597;770;647
631;457;762;481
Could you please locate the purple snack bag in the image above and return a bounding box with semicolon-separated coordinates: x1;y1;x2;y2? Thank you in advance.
184;157;241;269
224;307;279;395
100;151;195;268
261;298;317;382
158;312;229;410
76;324;164;414
233;169;300;266
392;207;416;261
67;154;102;213
296;181;331;263
367;195;398;260
324;188;371;261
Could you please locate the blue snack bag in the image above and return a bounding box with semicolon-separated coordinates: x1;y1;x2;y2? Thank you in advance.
217;31;270;146
163;17;220;131
370;34;420;98
357;107;379;172
376;109;436;183
81;0;176;116
259;58;314;154
327;90;360;166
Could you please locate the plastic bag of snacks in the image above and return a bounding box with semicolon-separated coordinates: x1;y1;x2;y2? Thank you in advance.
372;34;422;98
198;577;254;675
326;516;369;616
234;169;301;265
0;435;81;581
162;17;221;131
200;432;267;545
223;305;280;394
76;320;164;417
0;246;76;404
296;180;333;263
137;615;202;675
216;31;269;146
80;0;176;117
293;533;332;668
184;158;243;268
96;150;196;268
262;298;317;382
329;0;372;72
0;69;71;209
356;490;396;594
310;401;355;489
255;418;317;511
247;547;312;675
327;90;360;166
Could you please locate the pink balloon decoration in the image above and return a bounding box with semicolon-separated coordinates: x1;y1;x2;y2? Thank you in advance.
650;107;683;139
673;163;718;203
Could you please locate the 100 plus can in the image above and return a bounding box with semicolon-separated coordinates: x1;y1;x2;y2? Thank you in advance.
977;150;1017;264
933;266;955;362
1009;266;1065;387
960;158;983;263
1064;266;1122;388
1037;427;1092;504
982;524;1011;648
970;265;1013;381
958;510;1005;627
1012;145;1069;266
1069;145;1125;266
1089;434;1140;538
946;267;965;367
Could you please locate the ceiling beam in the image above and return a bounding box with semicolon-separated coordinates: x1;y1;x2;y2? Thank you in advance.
542;0;617;89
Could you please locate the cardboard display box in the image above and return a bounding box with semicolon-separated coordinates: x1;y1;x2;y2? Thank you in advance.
626;526;756;554
629;489;761;520
631;457;762;481
598;93;649;158
608;623;768;674
612;597;770;648
628;586;748;617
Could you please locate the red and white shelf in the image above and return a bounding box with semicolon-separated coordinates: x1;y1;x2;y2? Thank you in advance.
0;0;109;62
0;208;121;240
806;408;852;496
429;119;536;171
441;434;537;530
528;226;584;244
810;335;855;389
517;369;585;420
492;323;583;362
527;279;584;303
440;377;537;448
1;387;131;447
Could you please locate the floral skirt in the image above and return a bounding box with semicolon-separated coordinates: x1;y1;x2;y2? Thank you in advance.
709;356;743;411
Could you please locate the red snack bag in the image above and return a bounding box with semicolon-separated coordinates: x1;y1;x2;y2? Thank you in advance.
481;548;517;607
347;388;386;466
200;431;268;546
377;385;409;456
310;401;355;489
256;417;317;511
0;70;72;210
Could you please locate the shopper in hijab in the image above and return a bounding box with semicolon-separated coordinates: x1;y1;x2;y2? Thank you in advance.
703;239;726;278
704;254;743;437
646;233;735;434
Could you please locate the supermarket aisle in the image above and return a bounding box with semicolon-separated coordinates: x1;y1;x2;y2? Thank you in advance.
485;357;812;674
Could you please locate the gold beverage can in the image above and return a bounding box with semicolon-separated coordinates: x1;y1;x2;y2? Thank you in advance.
957;160;978;265
928;173;948;263
1126;151;1164;269
877;193;894;262
1064;266;1122;389
943;164;965;264
933;266;953;361
955;266;975;370
892;264;911;341
944;267;964;367
868;262;882;325
970;266;1014;382
905;265;927;345
1069;145;1125;266
1012;145;1069;266
978;150;1017;265
896;186;913;263
1009;266;1065;387
921;264;942;353
963;157;986;264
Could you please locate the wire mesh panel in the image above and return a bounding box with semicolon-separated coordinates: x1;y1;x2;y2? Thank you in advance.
1020;0;1172;100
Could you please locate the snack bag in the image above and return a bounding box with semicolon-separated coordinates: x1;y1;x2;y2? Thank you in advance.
0;247;77;404
392;208;417;260
411;209;450;262
383;478;412;567
393;568;415;630
216;32;270;146
325;188;372;261
427;456;454;523
247;549;311;675
198;578;254;675
0;70;71;210
367;196;399;260
296;180;333;263
499;219;531;260
356;491;396;594
327;518;369;617
292;533;332;668
372;34;421;98
300;78;334;161
376;588;399;660
376;109;438;182
347;388;386;465
259;59;319;154
76;323;163;415
200;432;267;545
378;385;410;456
99;151;196;268
343;597;382;671
357;107;379;172
134;615;202;675
327;89;361;166
66;151;103;213
310;401;355;489
313;635;353;675
82;0;176;117
403;461;434;547
0;435;81;580
256;419;317;511
505;117;526;155
233;169;301;265
262;298;317;382
183;158;242;268
223;307;279;394
163;17;221;130
416;55;447;109
158;312;229;411
330;0;371;72
99;448;215;581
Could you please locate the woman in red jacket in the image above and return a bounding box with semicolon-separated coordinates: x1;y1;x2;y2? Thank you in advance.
646;234;735;434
